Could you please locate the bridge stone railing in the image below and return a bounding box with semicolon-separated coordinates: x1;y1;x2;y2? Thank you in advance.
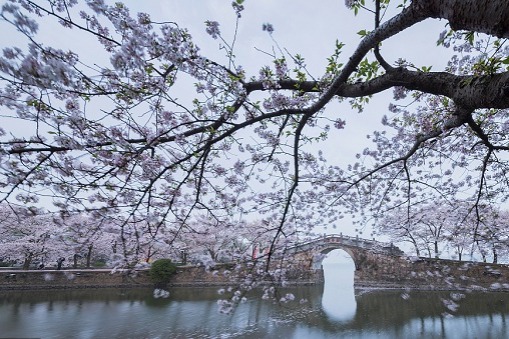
287;233;404;256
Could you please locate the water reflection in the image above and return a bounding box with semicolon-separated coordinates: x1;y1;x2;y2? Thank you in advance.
321;251;356;322
1;270;509;338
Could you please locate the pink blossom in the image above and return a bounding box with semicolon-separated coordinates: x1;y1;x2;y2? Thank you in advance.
345;0;356;9
205;20;220;39
262;23;274;34
334;118;346;129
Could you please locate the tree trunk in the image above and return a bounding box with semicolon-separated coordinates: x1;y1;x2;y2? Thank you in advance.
22;253;33;270
493;248;498;264
145;248;151;263
476;241;487;262
434;241;439;259
208;249;217;261
145;247;157;263
409;236;420;256
86;244;93;268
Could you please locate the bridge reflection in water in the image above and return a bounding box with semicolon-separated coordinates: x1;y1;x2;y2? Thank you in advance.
321;250;356;322
1;281;509;337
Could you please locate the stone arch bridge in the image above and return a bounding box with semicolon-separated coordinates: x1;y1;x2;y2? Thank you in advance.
284;234;509;291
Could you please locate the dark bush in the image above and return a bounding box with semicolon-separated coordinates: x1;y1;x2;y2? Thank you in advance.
92;259;107;268
149;259;177;285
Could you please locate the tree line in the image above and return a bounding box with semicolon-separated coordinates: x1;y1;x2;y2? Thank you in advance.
0;204;286;270
376;200;509;263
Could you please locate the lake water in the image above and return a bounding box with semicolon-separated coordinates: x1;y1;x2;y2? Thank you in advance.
1;262;509;338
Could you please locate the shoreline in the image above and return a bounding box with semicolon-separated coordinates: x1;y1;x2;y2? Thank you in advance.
2;280;508;293
2;267;509;293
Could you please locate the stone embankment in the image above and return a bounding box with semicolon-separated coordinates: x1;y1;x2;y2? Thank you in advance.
354;254;509;292
0;258;325;290
2;256;509;292
0;266;236;290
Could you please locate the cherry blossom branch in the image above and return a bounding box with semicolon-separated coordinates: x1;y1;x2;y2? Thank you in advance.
327;106;473;208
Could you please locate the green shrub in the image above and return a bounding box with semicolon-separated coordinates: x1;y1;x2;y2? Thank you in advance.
149;259;177;284
92;259;107;268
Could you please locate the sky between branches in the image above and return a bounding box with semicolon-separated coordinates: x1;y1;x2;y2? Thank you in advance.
0;0;454;238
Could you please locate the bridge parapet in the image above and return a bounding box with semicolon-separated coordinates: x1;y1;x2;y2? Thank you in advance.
287;233;404;256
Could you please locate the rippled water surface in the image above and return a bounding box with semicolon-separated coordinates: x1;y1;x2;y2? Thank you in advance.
1;262;508;338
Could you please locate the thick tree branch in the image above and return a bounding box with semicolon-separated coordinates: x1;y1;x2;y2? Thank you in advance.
247;68;509;111
413;0;509;38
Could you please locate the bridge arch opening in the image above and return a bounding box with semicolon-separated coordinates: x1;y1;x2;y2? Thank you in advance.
321;249;356;321
321;249;356;288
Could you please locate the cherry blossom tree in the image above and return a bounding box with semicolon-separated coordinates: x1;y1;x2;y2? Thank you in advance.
1;0;509;272
180;216;249;266
377;199;509;262
376;200;460;258
472;207;509;263
444;218;475;261
0;205;66;268
55;213;117;267
177;216;300;268
374;204;428;257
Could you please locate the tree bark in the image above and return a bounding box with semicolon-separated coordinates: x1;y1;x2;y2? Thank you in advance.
23;253;33;270
86;244;93;268
414;0;509;38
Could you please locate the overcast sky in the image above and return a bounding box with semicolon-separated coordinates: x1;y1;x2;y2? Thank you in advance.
0;0;454;241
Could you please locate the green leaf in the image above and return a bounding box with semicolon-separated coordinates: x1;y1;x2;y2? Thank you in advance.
357;29;368;37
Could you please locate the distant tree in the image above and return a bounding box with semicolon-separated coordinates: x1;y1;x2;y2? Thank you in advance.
473;207;509;263
181;216;253;266
378;199;509;262
56;214;117;268
376;201;458;258
1;0;509;270
444;220;473;262
0;205;65;269
375;205;427;257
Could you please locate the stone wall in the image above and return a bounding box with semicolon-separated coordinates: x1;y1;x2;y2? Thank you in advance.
3;255;507;291
0;263;321;291
0;265;235;290
0;269;148;290
353;253;509;291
